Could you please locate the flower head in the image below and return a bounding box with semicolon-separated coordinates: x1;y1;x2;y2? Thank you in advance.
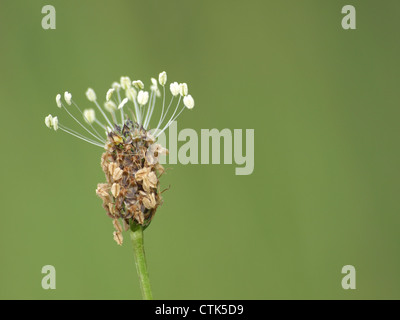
44;71;196;245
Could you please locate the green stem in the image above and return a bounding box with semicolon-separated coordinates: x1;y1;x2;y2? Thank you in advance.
130;222;153;300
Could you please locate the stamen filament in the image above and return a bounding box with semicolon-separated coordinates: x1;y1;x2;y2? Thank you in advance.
60;124;105;144
61;103;105;143
59;126;104;147
94;100;113;128
72;101;104;141
156;97;183;137
95;119;107;130
143;91;156;129
156;95;174;130
117;90;124;126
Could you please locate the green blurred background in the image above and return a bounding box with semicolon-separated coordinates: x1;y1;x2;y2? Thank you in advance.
0;0;399;299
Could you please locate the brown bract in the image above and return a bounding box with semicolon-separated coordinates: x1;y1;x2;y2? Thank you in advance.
95;120;167;245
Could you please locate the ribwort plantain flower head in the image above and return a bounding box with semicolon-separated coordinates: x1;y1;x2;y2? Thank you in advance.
44;72;195;245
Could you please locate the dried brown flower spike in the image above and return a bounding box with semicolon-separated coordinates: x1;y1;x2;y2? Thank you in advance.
45;72;195;299
45;72;194;246
97;121;167;245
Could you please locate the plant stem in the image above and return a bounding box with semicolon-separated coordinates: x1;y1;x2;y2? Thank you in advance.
130;222;153;300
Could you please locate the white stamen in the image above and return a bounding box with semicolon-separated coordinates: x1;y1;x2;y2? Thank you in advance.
112;82;121;91
170;82;180;96
86;88;97;102
104;101;117;113
118;98;129;109
179;83;188;96
71;101;104;141
138;90;149;105
56;94;62;108
183;95;195;109
159;71;167;86
52;116;59;131
125;87;137;101
45;72;196;148
45;114;53;128
120;76;131;90
151;86;161;97
83;109;96;124
64;91;72;105
106;88;115;102
132;80;144;90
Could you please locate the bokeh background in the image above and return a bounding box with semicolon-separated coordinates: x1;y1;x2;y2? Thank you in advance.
1;0;399;299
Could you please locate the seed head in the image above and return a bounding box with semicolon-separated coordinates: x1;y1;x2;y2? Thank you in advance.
96;122;166;232
45;72;197;245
